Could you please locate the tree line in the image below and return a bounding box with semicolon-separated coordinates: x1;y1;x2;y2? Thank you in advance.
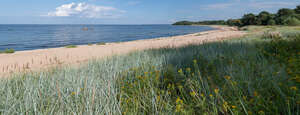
173;5;300;27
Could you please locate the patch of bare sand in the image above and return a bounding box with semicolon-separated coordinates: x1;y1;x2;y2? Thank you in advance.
0;26;246;76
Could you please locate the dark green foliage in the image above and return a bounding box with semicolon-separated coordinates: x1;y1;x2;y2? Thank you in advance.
283;17;300;26
172;21;194;25
267;19;276;25
172;20;226;25
173;5;300;27
227;19;242;27
241;13;257;26
195;20;226;25
295;5;300;14
276;8;297;24
257;11;274;25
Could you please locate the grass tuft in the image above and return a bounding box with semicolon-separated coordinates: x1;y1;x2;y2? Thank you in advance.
65;45;77;48
0;48;15;54
96;42;106;45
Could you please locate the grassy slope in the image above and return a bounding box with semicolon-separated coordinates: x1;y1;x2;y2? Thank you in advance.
0;26;299;115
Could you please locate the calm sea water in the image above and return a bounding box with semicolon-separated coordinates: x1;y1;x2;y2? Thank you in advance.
0;25;214;51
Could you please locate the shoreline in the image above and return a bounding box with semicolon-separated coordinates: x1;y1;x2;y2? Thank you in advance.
0;26;245;76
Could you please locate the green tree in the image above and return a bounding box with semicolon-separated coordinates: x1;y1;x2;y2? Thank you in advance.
267;19;276;25
241;13;257;26
257;11;274;25
276;8;296;24
172;21;194;25
283;17;300;26
295;5;300;14
226;19;242;27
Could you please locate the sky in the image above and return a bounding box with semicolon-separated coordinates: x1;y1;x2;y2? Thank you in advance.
0;0;299;24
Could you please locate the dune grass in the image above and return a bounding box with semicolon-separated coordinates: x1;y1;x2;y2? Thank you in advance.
96;42;106;45
65;45;77;48
0;26;299;115
0;48;15;54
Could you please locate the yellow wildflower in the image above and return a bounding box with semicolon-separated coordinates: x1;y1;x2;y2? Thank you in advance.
178;69;183;73
290;86;297;91
186;68;191;72
175;104;183;112
157;96;160;102
248;111;253;115
209;94;213;97
224;75;231;80
258;110;264;115
232;81;237;85
231;105;237;109
223;102;228;112
243;96;247;100
190;91;196;97
294;76;300;83
253;91;258;97
176;97;183;104
200;93;204;97
71;92;76;96
193;59;197;64
214;88;219;94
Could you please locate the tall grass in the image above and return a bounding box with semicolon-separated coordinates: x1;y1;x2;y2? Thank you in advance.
0;26;299;114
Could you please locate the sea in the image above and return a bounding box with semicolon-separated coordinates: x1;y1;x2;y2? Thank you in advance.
0;24;214;51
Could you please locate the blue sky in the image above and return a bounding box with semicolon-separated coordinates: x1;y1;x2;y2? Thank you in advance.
0;0;299;24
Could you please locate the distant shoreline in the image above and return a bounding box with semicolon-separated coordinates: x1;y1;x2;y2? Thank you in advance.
0;25;245;76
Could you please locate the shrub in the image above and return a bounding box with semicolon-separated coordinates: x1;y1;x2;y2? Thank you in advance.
283;17;300;26
261;31;282;40
88;43;93;46
0;48;15;54
267;19;276;25
96;42;106;45
65;45;77;48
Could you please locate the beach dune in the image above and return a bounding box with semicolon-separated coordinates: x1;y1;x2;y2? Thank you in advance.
0;26;246;76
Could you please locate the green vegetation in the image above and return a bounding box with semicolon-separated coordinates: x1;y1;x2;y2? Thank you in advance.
64;45;77;48
0;26;299;114
173;5;300;27
96;42;106;45
173;20;226;25
88;43;93;46
0;48;15;54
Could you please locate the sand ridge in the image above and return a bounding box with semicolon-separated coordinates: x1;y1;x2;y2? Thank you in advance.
0;26;246;76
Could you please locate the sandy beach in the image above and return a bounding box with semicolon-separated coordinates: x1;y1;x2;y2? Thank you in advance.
0;26;246;76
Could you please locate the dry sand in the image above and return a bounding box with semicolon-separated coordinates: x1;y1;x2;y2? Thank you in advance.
0;26;246;76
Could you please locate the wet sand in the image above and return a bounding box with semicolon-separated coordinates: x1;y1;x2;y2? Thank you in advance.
0;26;246;76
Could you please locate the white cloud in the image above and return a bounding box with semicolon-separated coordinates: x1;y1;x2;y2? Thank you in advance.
46;2;125;18
248;1;298;9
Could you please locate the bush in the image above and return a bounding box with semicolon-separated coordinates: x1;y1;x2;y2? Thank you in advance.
65;45;77;48
283;17;300;26
261;31;282;40
96;42;106;45
0;48;15;54
267;19;276;25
